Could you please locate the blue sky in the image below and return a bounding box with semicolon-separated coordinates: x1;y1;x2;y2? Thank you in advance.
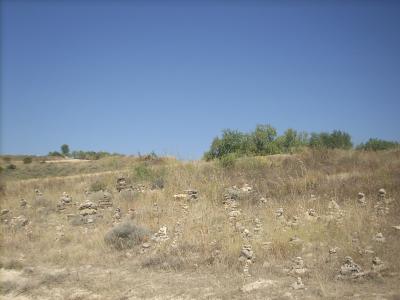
1;1;400;159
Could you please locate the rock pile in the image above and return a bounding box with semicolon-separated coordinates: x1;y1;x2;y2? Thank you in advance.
116;177;133;192
373;232;386;243
375;188;390;215
20;199;27;208
357;192;366;205
87;191;113;209
10;215;29;228
337;256;364;280
78;201;97;216
57;192;73;211
152;225;169;242
113;208;122;223
239;244;254;277
291;277;305;290
371;257;387;273
253;218;262;236
173;189;198;201
288;257;308;275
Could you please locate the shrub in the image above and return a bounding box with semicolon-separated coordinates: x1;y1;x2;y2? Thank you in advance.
6;164;16;170
357;138;399;151
48;151;62;157
218;153;237;169
104;222;150;250
23;157;33;164
90;180;107;192
61;144;70;156
2;157;11;163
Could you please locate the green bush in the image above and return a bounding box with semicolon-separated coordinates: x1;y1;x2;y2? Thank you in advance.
104;222;150;250
23;157;33;164
357;138;399;151
7;164;16;170
218;153;237;169
90;180;107;192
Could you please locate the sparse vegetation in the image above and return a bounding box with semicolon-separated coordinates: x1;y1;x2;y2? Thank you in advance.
104;222;150;249
357;138;400;151
1;149;399;299
23;157;33;164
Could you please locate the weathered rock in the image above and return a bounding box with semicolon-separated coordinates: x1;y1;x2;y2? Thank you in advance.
20;198;27;208
116;177;133;192
88;191;113;208
371;257;387;273
151;225;169;242
357;192;366;205
373;232;386;243
289;257;307;275
337;256;364;280
239;244;254;261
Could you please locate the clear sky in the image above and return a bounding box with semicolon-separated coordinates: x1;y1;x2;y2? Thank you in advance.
1;0;399;159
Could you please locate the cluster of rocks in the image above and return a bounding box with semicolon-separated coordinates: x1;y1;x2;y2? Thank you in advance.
291;277;305;290
373;232;386;243
116;177;133;192
152;225;169;242
357;192;366;206
375;189;390;216
173;189;198;201
57;192;73;211
336;255;388;280
171;201;190;248
288;257;308;275
239;244;254;277
253;218;262;237
78;201;97;216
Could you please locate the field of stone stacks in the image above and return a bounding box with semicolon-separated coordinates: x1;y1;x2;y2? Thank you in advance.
1;149;400;300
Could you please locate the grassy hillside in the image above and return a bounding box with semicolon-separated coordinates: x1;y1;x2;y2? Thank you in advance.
1;149;399;299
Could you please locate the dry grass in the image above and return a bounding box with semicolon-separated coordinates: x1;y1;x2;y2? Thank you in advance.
0;149;400;299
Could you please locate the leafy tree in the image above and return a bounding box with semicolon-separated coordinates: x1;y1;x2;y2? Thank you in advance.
61;144;70;156
357;138;399;151
250;124;278;155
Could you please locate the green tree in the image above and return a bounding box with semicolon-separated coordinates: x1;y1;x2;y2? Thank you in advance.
61;144;70;156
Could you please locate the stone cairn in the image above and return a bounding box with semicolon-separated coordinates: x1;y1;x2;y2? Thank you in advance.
371;256;387;273
20;199;27;208
57;192;73;211
253;218;262;238
116;177;133;192
373;232;386;243
170;189;195;249
375;188;390;216
337;256;364;280
97;192;113;209
113;208;122;223
78;201;97;216
357;192;366;206
224;185;256;277
151;225;169;242
291;277;305;290
288;257;308;275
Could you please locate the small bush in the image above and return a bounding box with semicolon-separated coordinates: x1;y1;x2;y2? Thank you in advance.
219;153;237;169
104;222;150;250
357;138;399;151
7;164;16;170
23;157;33;164
90;180;107;192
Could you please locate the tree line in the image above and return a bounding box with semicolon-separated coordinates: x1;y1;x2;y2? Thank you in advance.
204;125;399;160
